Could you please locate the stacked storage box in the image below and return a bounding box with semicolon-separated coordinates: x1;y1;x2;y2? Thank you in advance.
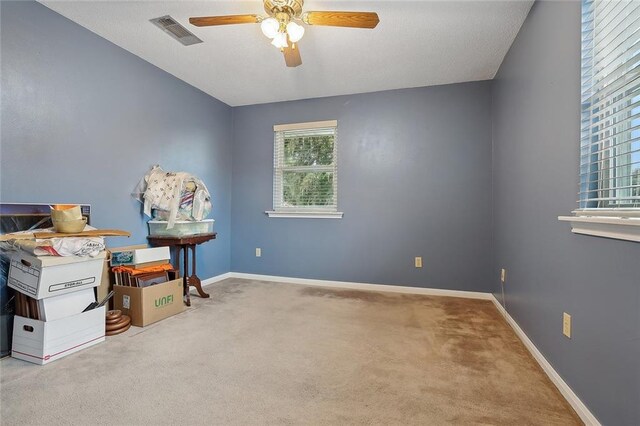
8;251;107;365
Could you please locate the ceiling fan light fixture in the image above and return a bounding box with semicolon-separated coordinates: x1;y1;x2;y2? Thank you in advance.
286;21;305;43
189;2;380;68
260;17;279;38
271;31;288;49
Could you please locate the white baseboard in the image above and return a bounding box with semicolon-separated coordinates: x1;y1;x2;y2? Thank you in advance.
201;272;234;287
490;296;600;426
226;272;494;300
200;271;599;425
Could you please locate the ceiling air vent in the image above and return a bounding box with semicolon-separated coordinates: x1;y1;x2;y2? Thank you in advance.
150;15;202;46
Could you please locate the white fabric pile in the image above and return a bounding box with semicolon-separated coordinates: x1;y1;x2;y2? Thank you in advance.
132;165;212;229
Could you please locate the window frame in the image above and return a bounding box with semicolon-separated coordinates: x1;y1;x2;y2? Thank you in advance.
266;120;343;219
559;0;640;242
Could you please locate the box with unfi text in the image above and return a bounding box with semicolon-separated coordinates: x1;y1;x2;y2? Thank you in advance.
11;306;105;365
8;251;106;299
113;278;184;327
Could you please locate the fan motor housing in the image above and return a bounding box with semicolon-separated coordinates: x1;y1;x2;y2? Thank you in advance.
264;0;304;18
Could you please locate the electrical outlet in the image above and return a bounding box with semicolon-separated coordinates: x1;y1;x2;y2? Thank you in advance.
563;312;571;338
415;257;422;268
255;248;261;257
500;268;506;283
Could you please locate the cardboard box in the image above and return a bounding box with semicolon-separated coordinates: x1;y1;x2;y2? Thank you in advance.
113;278;184;327
8;251;106;299
11;306;105;365
110;246;170;267
37;288;95;321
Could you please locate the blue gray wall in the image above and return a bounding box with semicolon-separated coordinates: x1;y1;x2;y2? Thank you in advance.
492;1;639;424
0;1;233;278
4;1;637;422
231;82;493;291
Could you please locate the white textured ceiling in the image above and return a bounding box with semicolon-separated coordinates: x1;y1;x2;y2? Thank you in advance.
40;1;533;106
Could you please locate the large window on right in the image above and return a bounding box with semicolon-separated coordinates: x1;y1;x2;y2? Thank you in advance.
580;0;640;210
559;0;640;242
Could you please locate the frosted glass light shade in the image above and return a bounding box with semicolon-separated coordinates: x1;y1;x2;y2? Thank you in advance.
286;22;305;43
271;32;288;49
261;18;279;39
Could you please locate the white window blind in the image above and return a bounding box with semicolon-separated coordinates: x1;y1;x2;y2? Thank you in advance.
579;0;640;211
270;120;340;217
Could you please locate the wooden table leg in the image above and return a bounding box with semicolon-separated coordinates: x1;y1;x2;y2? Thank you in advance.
175;246;181;279
188;244;209;299
182;244;191;307
175;245;189;307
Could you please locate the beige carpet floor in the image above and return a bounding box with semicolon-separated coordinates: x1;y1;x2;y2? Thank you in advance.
1;279;581;425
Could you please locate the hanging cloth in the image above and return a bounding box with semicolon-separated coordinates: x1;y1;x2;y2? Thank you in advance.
132;165;212;229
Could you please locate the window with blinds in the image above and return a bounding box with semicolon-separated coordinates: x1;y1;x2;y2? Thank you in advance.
271;120;339;216
580;0;640;211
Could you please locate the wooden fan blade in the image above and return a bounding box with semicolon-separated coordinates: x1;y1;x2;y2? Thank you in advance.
303;11;379;29
189;15;259;27
283;43;302;68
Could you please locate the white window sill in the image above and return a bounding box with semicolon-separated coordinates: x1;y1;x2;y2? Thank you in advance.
266;211;344;219
558;212;640;243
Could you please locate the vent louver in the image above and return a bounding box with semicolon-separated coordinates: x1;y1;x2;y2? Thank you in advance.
150;15;202;46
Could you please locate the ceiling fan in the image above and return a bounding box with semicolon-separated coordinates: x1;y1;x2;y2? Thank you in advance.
189;0;380;68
